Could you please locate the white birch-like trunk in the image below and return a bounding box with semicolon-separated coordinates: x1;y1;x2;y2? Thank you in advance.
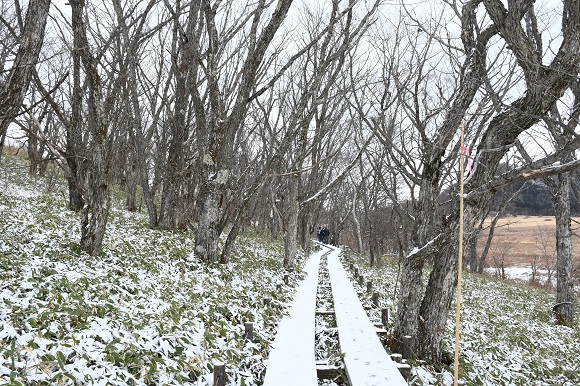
80;146;111;256
553;173;575;324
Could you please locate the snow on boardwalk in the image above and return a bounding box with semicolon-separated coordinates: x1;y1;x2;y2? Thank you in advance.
263;246;327;386
327;246;408;386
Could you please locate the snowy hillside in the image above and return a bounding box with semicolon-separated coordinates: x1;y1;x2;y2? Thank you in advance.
1;151;579;385
349;251;580;385
0;152;303;385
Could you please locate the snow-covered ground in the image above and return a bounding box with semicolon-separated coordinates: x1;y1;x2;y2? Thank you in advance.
1;152;579;386
485;266;555;286
348;251;580;386
0;153;304;385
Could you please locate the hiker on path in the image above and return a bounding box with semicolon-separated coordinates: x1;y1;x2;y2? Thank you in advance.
322;225;330;244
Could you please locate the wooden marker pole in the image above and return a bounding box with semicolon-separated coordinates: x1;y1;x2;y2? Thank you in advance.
454;121;466;386
214;362;225;386
244;322;254;342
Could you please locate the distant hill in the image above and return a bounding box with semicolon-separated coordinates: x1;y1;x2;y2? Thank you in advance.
490;180;580;216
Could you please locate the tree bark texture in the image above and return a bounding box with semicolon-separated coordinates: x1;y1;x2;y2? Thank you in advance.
66;5;85;213
283;175;300;269
352;189;364;254
545;82;580;326
71;0;111;256
159;0;194;230
394;0;580;363
112;0;158;226
194;0;294;262
552;174;575;325
0;0;51;137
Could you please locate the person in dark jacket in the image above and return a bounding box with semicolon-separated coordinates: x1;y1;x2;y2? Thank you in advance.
321;225;330;244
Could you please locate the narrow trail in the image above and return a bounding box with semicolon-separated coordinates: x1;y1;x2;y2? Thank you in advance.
264;244;409;386
315;250;348;385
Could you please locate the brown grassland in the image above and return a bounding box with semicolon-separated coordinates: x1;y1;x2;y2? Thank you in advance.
478;215;580;278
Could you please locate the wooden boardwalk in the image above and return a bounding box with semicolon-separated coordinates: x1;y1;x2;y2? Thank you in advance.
327;246;408;386
264;244;408;385
262;247;326;386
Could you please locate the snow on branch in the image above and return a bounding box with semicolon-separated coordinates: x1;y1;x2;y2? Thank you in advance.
406;234;442;260
467;157;580;203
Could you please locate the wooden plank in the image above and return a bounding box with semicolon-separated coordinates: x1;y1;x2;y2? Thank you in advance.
316;363;345;379
263;247;327;386
326;246;408;386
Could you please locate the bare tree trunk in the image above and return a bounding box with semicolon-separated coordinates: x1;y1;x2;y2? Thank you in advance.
158;0;192;230
368;223;375;267
0;131;6;162
80;145;110;255
134;131;158;226
393;167;441;355
393;248;425;355
0;0;51;138
552;173;575;324
194;0;295;262
477;190;516;273
65;156;84;211
545;82;580;325
125;159;138;212
71;0;111;256
67;0;85;213
220;190;262;264
418;230;458;361
351;188;363;253
392;0;580;363
112;0;158;226
66;167;84;211
283;175;300;269
157;106;187;229
196;176;226;261
298;204;315;251
27;115;39;174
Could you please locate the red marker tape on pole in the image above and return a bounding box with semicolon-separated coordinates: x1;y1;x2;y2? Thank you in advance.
460;145;472;175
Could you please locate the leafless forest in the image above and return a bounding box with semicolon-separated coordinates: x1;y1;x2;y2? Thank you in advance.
1;0;579;363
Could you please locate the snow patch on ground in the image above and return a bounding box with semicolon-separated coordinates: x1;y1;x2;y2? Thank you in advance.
0;153;301;386
484;266;560;288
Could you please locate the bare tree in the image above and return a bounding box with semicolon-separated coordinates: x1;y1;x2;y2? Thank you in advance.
474;172;524;273
358;0;580;362
33;0;161;253
155;0;196;230
0;0;51;156
501;77;579;324
437;0;580;361
534;225;556;286
490;238;512;280
542;88;579;324
111;0;161;224
189;0;296;262
67;0;113;255
178;0;381;265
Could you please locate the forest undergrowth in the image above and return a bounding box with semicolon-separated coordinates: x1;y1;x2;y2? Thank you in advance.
1;151;579;385
347;250;580;385
0;152;305;385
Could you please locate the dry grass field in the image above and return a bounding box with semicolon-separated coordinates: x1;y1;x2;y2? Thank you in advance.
478;215;580;286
